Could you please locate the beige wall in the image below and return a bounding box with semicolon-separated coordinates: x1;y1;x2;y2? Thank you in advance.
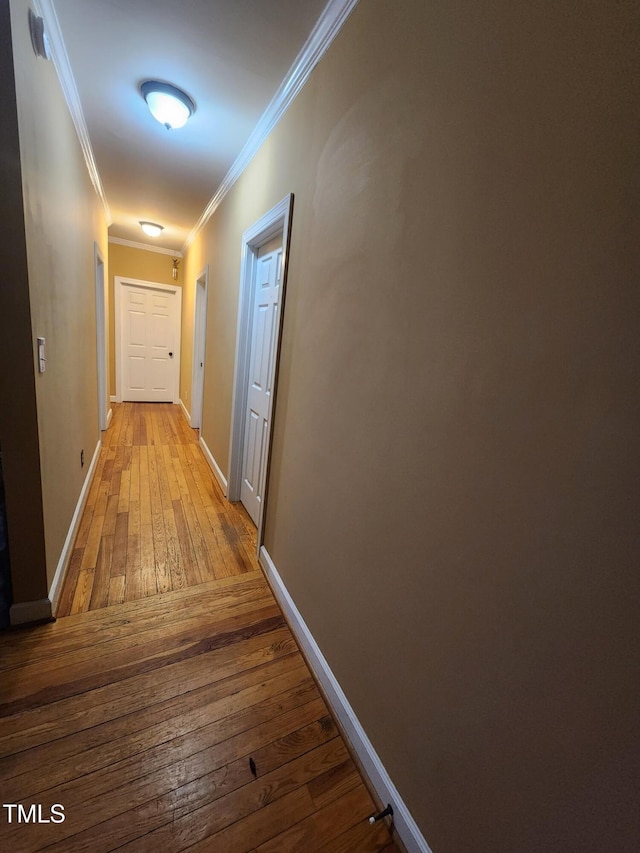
107;242;181;395
182;1;640;850
8;0;108;595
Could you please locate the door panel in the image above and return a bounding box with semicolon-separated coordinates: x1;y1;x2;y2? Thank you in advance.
129;312;145;346
129;357;145;390
150;313;169;346
243;409;261;489
150;358;169;391
252;304;269;390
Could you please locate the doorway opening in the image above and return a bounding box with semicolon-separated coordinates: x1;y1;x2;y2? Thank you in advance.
228;194;294;547
94;244;108;431
190;266;209;430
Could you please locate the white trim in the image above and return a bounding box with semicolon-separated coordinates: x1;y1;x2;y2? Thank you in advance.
199;435;228;496
228;195;293;550
179;398;192;427
94;243;107;431
114;277;182;404
10;599;52;626
35;0;111;225
48;440;101;615
108;236;183;258
182;0;359;251
106;407;113;427
259;546;433;853
110;395;117;403
190;266;209;430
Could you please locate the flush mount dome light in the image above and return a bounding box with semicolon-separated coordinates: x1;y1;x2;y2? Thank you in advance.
139;221;164;238
140;80;195;130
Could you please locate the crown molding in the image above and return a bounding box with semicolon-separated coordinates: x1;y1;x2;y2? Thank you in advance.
35;0;112;225
182;0;359;252
108;236;183;258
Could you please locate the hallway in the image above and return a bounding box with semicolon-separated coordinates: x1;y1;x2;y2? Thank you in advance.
58;403;258;617
0;402;400;851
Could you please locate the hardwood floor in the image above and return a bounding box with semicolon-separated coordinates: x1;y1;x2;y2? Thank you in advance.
58;403;258;617
0;404;400;851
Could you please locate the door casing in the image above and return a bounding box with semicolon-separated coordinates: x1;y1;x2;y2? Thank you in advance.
228;194;294;550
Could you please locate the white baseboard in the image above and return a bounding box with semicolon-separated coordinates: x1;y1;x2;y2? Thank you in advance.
199;435;228;496
10;598;53;625
179;398;191;427
106;407;113;428
48;439;101;615
110;395;117;402
259;546;433;853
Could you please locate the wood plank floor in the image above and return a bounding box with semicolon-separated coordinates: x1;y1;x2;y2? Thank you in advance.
0;404;400;851
0;572;399;851
58;403;258;617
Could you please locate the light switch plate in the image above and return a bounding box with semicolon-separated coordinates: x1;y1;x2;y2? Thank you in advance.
37;337;46;373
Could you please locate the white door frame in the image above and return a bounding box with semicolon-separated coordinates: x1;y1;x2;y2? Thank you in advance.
114;276;182;404
190;266;209;429
228;194;294;548
94;243;108;431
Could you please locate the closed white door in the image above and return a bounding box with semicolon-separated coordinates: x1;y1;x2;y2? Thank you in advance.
240;244;282;524
121;285;177;402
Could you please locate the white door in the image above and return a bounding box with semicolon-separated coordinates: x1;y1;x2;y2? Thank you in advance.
240;242;282;524
121;284;178;402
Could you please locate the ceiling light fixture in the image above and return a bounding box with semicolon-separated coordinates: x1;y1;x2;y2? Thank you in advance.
140;80;195;130
139;221;164;238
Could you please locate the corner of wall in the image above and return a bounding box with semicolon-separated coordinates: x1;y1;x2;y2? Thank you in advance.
0;0;49;608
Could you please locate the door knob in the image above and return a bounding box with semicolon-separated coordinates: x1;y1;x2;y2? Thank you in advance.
169;352;173;357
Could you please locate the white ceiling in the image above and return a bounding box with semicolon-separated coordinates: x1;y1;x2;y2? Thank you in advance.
53;0;329;251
